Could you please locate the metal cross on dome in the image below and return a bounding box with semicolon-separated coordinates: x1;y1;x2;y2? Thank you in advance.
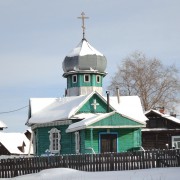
77;12;89;39
91;99;99;111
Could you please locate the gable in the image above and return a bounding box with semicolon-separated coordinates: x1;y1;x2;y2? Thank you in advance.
77;94;113;113
88;112;144;128
145;110;180;128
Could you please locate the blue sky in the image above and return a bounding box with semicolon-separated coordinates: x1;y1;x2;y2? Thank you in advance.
0;0;180;132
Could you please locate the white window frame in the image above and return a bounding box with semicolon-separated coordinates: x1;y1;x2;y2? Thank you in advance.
48;128;61;154
172;136;180;149
96;75;101;83
84;74;90;82
72;75;77;83
75;131;80;154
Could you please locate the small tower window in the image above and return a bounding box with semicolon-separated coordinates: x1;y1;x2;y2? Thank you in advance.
48;128;61;154
96;75;101;83
72;75;77;83
84;74;90;82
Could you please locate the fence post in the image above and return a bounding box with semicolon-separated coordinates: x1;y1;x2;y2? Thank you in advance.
63;155;69;168
110;153;114;171
176;155;180;167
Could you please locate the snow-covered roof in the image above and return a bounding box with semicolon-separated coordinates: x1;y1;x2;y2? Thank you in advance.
0;132;33;155
67;113;113;132
145;109;180;124
67;109;146;133
0;120;7;129
108;96;148;123
28;92;147;129
142;128;180;132
28;94;91;125
67;39;104;57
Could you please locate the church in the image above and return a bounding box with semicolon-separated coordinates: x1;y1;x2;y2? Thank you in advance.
26;13;147;155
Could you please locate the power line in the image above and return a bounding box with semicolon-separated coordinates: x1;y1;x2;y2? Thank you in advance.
0;105;28;114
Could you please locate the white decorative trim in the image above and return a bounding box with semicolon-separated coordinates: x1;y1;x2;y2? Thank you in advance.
91;99;99;110
31;120;72;130
84;74;90;82
87;125;145;129
96;75;101;83
75;131;80;154
172;136;180;149
72;75;77;83
48;128;61;154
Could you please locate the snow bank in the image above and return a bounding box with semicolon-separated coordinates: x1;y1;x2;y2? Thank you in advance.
13;167;180;180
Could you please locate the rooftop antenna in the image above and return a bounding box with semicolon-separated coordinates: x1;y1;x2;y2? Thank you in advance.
77;12;89;40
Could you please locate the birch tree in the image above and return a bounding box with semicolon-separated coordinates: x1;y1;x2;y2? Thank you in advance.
108;52;180;111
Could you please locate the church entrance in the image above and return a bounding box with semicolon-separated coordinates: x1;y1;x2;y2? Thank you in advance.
100;133;117;153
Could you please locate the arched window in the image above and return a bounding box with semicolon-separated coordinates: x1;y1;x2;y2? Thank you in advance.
96;75;101;83
72;75;77;83
75;131;80;154
48;128;61;154
84;74;90;82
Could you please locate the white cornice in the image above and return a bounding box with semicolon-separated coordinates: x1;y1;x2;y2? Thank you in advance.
31;120;72;130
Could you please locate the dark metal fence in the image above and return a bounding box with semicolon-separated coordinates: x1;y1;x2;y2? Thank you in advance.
0;149;180;178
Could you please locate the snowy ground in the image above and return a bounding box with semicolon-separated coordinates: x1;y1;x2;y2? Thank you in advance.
11;167;180;180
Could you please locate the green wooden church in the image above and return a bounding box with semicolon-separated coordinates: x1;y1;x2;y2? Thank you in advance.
26;13;147;156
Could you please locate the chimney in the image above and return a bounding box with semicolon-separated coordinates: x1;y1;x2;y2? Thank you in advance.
170;112;177;117
116;86;120;104
159;107;165;114
106;91;110;112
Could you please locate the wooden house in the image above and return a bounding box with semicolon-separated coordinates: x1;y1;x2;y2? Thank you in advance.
26;13;147;156
142;109;180;150
0;132;33;155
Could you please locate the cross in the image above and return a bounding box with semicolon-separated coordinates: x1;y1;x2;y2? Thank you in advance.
91;99;99;111
77;12;89;39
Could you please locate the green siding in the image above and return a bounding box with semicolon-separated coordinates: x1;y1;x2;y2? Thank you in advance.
80;130;85;154
35;125;142;155
34;125;72;156
67;74;103;88
90;113;143;127
34;125;87;155
84;128;142;153
78;94;112;113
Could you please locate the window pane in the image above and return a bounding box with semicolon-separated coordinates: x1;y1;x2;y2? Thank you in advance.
96;75;100;83
72;75;77;83
174;137;180;141
84;75;90;82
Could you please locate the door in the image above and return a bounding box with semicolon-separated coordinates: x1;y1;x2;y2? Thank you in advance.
100;134;117;153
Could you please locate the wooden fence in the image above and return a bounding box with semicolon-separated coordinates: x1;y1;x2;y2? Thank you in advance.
0;149;180;178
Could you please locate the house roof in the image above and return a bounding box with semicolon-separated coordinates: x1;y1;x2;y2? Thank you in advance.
27;92;148;126
0;132;33;155
66;39;104;57
62;39;107;74
66;111;146;133
0;120;7;129
108;96;148;123
145;109;180;124
142;128;180;132
27;93;92;125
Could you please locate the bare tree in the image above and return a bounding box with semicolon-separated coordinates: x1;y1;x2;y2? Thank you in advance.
108;52;180;111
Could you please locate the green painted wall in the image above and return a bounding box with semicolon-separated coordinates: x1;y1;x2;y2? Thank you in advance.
34;125;141;155
91;113;143;126
34;125;72;156
67;74;103;88
83;128;142;153
78;94;112;113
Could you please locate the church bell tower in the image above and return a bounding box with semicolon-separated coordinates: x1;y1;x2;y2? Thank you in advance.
62;12;107;96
